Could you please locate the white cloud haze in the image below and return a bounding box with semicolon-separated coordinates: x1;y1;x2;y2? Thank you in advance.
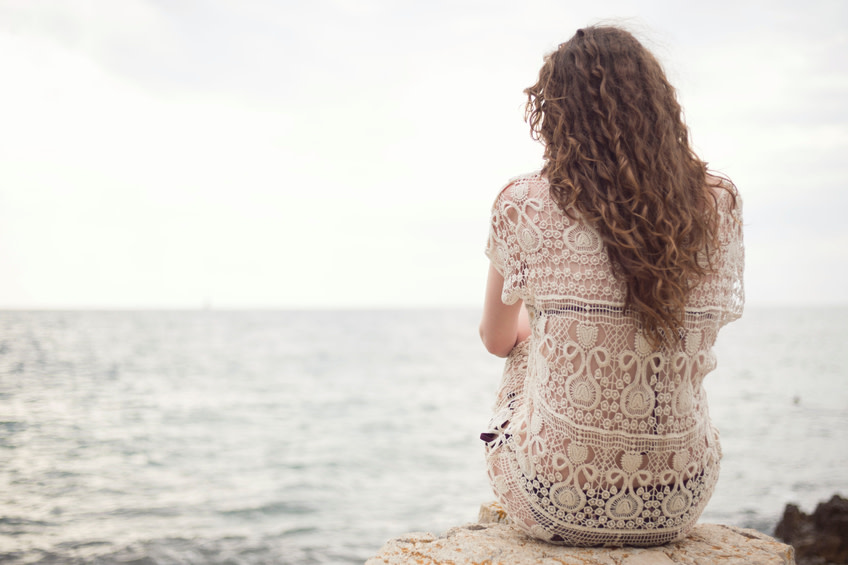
1;0;846;308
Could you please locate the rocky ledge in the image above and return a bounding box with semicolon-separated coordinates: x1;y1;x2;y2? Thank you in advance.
366;502;795;565
775;494;848;565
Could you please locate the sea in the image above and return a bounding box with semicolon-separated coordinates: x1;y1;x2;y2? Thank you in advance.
1;307;846;564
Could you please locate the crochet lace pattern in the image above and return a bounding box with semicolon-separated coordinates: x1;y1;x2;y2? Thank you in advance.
483;172;744;547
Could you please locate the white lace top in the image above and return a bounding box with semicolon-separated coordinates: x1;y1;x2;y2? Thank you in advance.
483;171;744;547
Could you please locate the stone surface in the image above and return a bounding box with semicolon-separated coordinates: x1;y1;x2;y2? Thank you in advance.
775;494;848;565
477;500;511;525
367;502;796;565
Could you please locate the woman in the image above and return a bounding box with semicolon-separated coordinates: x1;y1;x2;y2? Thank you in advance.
478;26;744;547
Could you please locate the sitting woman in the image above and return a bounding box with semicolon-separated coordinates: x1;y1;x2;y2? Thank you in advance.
479;26;744;547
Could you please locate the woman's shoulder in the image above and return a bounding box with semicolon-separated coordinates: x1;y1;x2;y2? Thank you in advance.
493;171;550;205
705;172;742;221
706;172;740;200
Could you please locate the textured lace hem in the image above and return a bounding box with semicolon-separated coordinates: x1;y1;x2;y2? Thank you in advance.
487;441;720;548
512;516;694;547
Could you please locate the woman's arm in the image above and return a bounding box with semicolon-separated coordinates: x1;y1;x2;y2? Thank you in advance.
479;263;531;357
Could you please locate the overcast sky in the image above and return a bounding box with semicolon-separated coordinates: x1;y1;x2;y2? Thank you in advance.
0;0;845;309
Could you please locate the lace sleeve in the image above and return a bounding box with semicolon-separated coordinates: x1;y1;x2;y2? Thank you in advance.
485;184;525;306
719;189;745;325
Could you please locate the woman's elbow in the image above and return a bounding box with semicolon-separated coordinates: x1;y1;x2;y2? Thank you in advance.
479;324;513;358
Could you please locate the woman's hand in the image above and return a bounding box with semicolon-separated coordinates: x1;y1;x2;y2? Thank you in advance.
479;264;531;357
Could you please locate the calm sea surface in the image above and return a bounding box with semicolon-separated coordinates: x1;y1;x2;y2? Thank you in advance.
1;308;846;564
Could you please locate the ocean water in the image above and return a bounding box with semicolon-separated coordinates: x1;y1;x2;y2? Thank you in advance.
0;307;846;564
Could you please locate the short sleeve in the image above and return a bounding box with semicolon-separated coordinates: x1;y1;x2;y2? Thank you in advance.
692;184;744;326
718;189;744;325
485;184;526;305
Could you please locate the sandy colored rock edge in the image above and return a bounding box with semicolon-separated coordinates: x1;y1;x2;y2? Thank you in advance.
366;503;796;565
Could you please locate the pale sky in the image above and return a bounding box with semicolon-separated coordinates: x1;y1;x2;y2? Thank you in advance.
1;0;846;309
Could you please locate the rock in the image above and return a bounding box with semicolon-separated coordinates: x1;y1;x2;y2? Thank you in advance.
367;502;795;565
477;500;511;525
775;494;848;564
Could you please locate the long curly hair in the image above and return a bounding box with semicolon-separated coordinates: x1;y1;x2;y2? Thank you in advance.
525;26;737;344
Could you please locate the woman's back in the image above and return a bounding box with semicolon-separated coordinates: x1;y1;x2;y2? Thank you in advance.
482;171;743;546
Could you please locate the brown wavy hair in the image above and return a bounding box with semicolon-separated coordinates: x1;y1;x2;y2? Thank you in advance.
525;26;737;344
